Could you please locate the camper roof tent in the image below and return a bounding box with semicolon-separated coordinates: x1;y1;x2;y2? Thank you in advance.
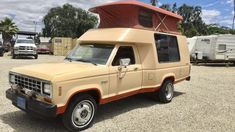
89;0;183;34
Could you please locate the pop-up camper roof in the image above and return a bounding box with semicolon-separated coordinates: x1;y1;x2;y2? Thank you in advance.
89;0;183;34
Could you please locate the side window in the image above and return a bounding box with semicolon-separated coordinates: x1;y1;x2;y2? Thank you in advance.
218;44;226;50
155;34;180;63
112;46;136;66
139;10;153;27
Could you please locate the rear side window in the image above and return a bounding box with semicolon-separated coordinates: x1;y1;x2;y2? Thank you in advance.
155;34;180;63
139;10;153;27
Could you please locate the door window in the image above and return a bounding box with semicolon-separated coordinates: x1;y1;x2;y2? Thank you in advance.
112;46;135;66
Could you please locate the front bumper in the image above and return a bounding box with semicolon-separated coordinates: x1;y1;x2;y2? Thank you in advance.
6;89;57;118
14;50;37;55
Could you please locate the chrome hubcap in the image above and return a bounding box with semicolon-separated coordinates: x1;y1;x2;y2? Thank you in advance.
165;83;174;100
72;100;94;128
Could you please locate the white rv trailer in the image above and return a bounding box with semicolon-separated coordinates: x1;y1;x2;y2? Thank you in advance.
187;34;235;63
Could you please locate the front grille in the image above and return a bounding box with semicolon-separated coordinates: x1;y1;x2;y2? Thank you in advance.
12;74;43;94
19;46;33;50
19;46;25;50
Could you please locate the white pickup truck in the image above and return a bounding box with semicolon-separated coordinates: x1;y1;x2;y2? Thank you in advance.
13;38;38;59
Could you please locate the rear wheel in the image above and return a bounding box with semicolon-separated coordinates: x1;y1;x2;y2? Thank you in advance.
62;94;97;132
34;54;38;59
156;80;174;103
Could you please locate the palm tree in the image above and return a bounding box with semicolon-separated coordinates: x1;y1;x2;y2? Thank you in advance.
0;17;18;47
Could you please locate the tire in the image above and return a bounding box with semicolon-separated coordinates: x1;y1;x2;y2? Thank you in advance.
0;52;3;57
156;80;174;103
62;94;97;132
34;54;38;59
12;54;16;59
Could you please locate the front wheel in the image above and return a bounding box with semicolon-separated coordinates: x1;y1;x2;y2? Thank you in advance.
156;80;174;103
62;94;97;132
12;54;16;59
34;54;38;59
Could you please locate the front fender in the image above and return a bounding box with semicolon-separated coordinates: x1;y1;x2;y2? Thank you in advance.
55;83;103;114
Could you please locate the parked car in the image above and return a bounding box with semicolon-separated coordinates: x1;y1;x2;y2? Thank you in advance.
12;38;38;59
0;40;4;57
37;44;51;54
6;1;191;131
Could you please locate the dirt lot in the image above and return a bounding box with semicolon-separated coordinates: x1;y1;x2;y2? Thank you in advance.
0;55;234;132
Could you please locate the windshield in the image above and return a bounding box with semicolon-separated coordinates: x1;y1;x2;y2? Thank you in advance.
16;39;34;44
66;44;114;65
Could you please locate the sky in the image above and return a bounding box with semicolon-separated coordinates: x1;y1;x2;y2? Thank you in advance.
0;0;234;32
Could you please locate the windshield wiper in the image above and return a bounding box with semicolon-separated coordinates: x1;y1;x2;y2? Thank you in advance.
75;59;97;66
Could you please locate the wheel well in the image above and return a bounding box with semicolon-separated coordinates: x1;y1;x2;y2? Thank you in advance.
70;89;101;104
163;76;175;84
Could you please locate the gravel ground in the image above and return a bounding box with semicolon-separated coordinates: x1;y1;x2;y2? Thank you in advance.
0;55;234;132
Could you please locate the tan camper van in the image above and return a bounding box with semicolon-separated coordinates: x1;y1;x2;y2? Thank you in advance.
6;1;191;131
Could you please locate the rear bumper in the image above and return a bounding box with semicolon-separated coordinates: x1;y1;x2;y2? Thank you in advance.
37;50;50;54
6;89;57;118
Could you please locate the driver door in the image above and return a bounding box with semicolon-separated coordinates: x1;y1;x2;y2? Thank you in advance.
108;45;142;96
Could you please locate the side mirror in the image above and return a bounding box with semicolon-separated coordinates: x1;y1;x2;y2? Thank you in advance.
119;58;131;67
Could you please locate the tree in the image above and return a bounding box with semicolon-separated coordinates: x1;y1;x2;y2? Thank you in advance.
172;3;178;13
42;4;98;38
158;3;235;36
0;17;18;46
179;5;208;37
160;4;171;11
207;24;235;35
150;0;157;6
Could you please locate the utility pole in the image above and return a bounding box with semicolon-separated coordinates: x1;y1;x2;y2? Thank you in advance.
233;0;235;29
33;21;37;33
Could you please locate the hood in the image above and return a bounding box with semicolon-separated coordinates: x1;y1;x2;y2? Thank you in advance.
11;62;108;82
14;43;37;48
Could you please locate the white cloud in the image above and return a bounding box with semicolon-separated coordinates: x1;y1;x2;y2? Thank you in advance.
202;1;220;8
226;0;234;7
0;0;118;32
202;9;221;24
227;0;233;4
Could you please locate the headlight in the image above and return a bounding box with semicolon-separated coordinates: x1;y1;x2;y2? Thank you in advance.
9;74;15;83
43;83;52;96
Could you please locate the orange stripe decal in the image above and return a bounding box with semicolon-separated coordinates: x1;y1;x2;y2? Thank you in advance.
56;77;189;115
